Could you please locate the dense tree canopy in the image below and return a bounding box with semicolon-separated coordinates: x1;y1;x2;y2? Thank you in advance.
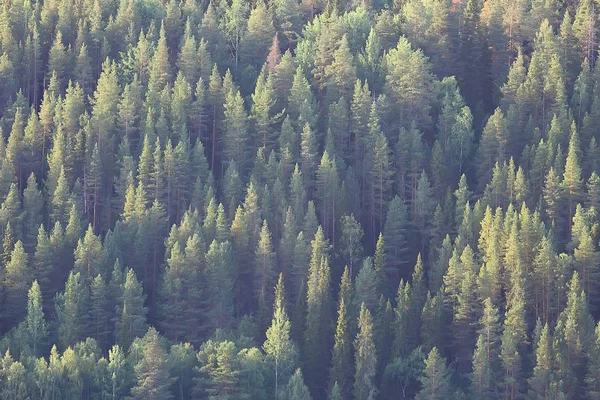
1;0;600;398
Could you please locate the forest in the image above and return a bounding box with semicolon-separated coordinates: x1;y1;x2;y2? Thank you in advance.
0;0;599;398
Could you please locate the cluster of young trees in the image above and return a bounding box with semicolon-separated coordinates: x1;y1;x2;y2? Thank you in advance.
2;0;600;398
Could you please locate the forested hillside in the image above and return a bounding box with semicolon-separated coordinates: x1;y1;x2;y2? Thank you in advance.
0;0;599;398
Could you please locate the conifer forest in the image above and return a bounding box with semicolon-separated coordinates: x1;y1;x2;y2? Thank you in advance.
5;0;600;398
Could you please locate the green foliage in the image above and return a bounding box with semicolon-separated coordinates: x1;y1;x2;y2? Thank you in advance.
415;347;453;400
0;2;600;398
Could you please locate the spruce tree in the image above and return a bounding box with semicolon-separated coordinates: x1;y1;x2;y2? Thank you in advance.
304;227;331;395
353;303;377;400
89;275;108;346
284;369;313;400
383;196;409;283
470;298;501;399
3;241;30;327
529;323;553;399
116;269;148;349
338;214;364;277
131;328;175;400
25;280;48;356
370;132;393;234
255;220;277;329
329;294;352;399
264;274;298;395
415;348;453;400
251;66;279;152
562;128;582;238
56;271;89;348
223;88;249;171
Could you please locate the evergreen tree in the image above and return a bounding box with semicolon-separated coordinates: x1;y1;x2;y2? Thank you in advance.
116;269;148;349
383;196;409;284
529;323;553;399
329;293;352;399
284;369;313;400
205;240;235;330
3;241;30;327
415;348;453;400
89;274;109;348
24;280;48;356
251;67;279;152
562;128;582;238
304;227;331;395
470;298;501;399
354;303;377;400
355;258;379;312
338;214;364;277
55;271;89;348
369;132;393;234
223;88;249;171
148;23;172;97
73;225;105;284
255;220;277;329
264;274;298;395
131;328;175;400
22;173;42;250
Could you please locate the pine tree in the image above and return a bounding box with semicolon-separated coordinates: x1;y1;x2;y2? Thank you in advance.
55;271;89;348
284;369;313;400
415;347;453;400
300;122;318;192
562;128;582;238
470;298;501;399
574;224;599;311
116;269;148;349
3;241;30;327
450;257;477;361
47;31;69;91
131;328;175;400
22;173;42;250
251;67;279;152
338;214;364;277
205;240;235;330
384;37;435;129
329;293;352;399
315;151;339;238
177;22;199;85
89;274;109;349
148;23;172;98
500;249;528;399
32;225;53;305
529;323;553;399
255;220;276;329
73;225;105;284
370;132;393;234
421;291;443;354
324;35;357;101
383;196;409;283
6;107;25;188
389;277;411;357
264;274;298;395
223;88;249;171
90;59;120;176
355;258;379;312
354;303;377;400
329;382;342;400
25;280;48;356
241;1;275;68
351;80;371;172
304;227;331;395
0;184;21;235
288;67;317;129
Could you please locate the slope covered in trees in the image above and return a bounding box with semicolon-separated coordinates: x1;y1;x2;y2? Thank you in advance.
0;0;600;398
